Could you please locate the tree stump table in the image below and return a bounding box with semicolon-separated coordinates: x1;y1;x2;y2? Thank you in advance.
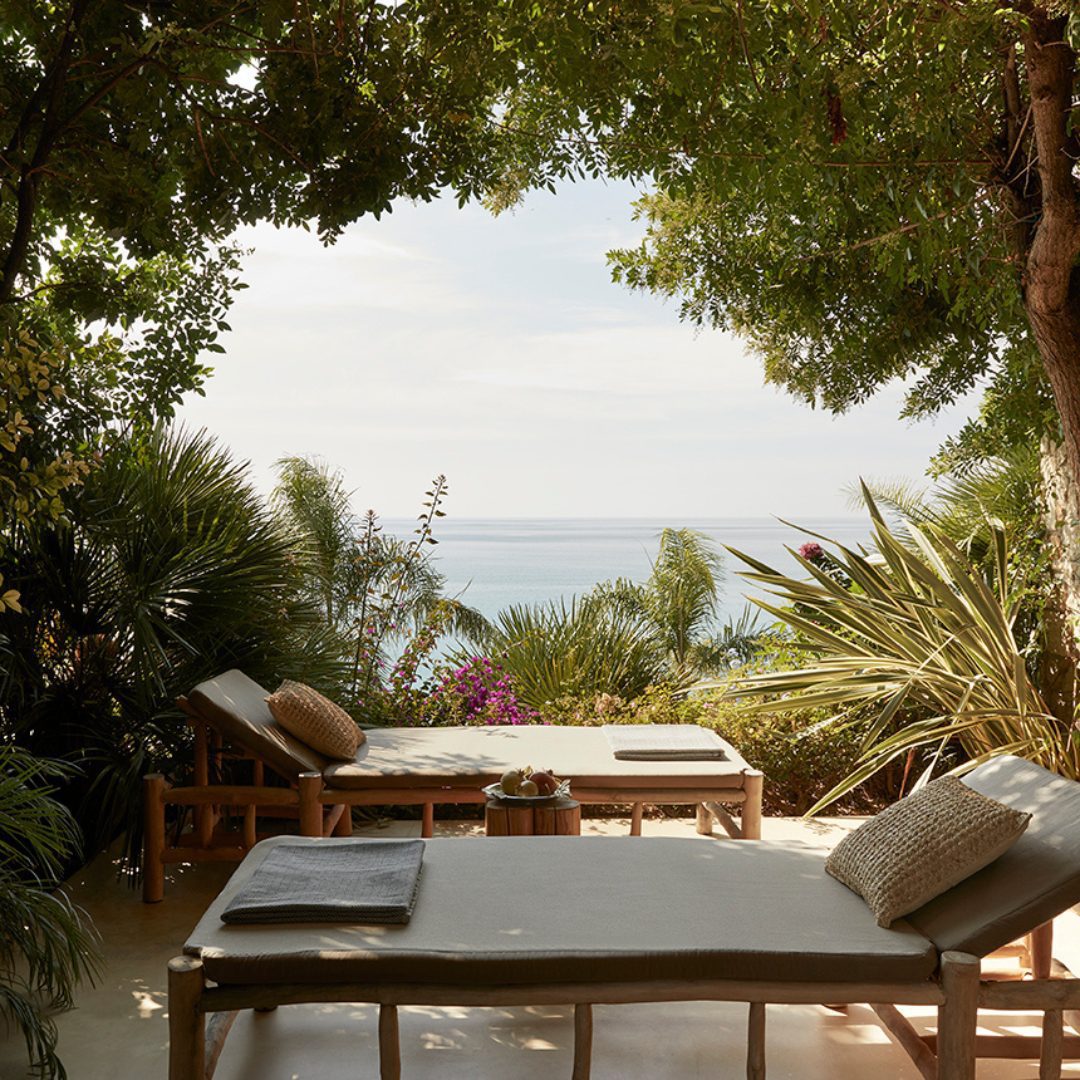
485;797;581;836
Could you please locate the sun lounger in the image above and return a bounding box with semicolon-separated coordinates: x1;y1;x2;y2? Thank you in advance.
168;755;1080;1079
143;669;763;901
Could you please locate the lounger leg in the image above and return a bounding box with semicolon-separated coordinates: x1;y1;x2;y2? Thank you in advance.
333;804;353;836
379;1004;401;1080
1031;920;1054;980
573;1003;593;1080
144;774;167;903
422;802;434;838
937;951;980;1080
747;1002;766;1079
741;770;764;841
630;803;643;836
298;772;323;837
696;803;713;836
1042;1008;1064;1080
168;957;206;1080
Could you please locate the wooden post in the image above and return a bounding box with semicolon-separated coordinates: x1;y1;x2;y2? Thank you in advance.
572;1003;593;1080
696;803;713;836
422;801;435;838
747;1002;766;1080
168;957;206;1080
535;799;581;836
630;802;644;836
1042;1008;1064;1080
143;773;167;904
379;1003;401;1080
937;951;980;1080
194;723;215;848
333;804;353;836
741;770;764;841
1031;921;1055;980
298;772;323;837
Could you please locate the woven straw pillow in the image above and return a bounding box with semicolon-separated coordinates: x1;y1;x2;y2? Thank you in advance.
825;775;1031;927
266;680;364;761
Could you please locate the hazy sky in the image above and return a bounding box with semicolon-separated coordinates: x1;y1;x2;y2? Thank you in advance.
178;178;980;519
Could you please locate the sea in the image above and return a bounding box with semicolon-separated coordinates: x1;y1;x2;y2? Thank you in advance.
380;517;870;627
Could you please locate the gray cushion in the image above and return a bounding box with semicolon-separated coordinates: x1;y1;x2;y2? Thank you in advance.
908;755;1080;957
185;836;937;987
187;670;327;781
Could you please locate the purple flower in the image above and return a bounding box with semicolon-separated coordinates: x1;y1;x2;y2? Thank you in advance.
798;542;825;563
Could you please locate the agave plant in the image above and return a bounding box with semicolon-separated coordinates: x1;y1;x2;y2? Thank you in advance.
724;488;1073;813
0;748;101;1079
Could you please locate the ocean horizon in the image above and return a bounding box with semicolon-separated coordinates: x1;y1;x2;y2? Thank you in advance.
380;516;870;625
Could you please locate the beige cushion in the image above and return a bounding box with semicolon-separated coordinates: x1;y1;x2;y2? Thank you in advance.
185;836;938;987
826;775;1031;927
322;724;750;791
266;681;364;761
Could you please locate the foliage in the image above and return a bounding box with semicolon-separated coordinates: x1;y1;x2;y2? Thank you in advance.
725;492;1072;813
0;426;343;868
475;2;1074;470
0;332;91;546
422;655;537;726
269;460;486;723
0;748;100;1079
595;527;726;679
466;595;668;713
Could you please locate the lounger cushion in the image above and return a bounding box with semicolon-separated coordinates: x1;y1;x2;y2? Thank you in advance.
826;775;1030;927
908;756;1080;958
266;680;364;761
322;725;751;791
186;836;938;987
188;670;328;781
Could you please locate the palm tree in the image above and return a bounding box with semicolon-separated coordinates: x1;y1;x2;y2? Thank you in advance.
0;426;342;868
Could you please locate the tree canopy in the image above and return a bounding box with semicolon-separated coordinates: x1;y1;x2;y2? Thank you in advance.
479;1;1073;469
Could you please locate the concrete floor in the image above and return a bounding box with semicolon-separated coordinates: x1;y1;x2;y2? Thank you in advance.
3;813;1079;1079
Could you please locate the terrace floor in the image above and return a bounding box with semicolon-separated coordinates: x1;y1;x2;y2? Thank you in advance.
3;813;1079;1079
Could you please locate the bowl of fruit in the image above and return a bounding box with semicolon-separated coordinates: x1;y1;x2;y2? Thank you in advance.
483;766;570;803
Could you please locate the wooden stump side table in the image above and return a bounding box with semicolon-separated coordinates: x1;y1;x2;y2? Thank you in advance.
485;797;581;836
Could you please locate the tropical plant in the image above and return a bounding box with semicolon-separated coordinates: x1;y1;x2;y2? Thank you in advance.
0;748;100;1079
0;426;342;869
468;596;668;713
724;491;1072;813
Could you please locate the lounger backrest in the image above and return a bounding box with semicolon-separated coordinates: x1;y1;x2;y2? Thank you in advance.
186;669;329;782
905;755;1080;959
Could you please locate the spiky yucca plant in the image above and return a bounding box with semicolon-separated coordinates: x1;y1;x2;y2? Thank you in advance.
725;489;1072;812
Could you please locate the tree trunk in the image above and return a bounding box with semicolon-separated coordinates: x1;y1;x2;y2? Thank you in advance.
1019;10;1080;715
1038;437;1079;721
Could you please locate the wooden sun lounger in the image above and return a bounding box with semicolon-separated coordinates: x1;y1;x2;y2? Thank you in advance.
144;669;763;901
168;756;1080;1078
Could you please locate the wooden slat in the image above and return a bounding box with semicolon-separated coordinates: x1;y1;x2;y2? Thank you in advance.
203;1010;237;1080
871;1004;937;1079
199;978;945;1014
922;1033;1080;1060
980;979;1080;1011
164;785;298;807
701;801;743;840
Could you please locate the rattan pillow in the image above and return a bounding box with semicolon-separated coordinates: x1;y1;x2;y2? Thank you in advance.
825;775;1031;927
266;681;364;761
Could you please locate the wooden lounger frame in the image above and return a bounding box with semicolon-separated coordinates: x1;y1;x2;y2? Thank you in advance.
143;697;765;902
166;925;1076;1079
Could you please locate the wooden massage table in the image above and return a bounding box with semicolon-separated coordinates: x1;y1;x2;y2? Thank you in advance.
169;756;1080;1078
144;669;763;901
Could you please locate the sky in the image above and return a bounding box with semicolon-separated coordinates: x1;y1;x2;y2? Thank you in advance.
178;178;981;519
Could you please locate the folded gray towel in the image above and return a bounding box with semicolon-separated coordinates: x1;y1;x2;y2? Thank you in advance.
221;840;424;925
603;724;728;761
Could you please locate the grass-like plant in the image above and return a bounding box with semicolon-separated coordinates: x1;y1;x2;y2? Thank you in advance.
0;748;100;1078
724;488;1073;813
